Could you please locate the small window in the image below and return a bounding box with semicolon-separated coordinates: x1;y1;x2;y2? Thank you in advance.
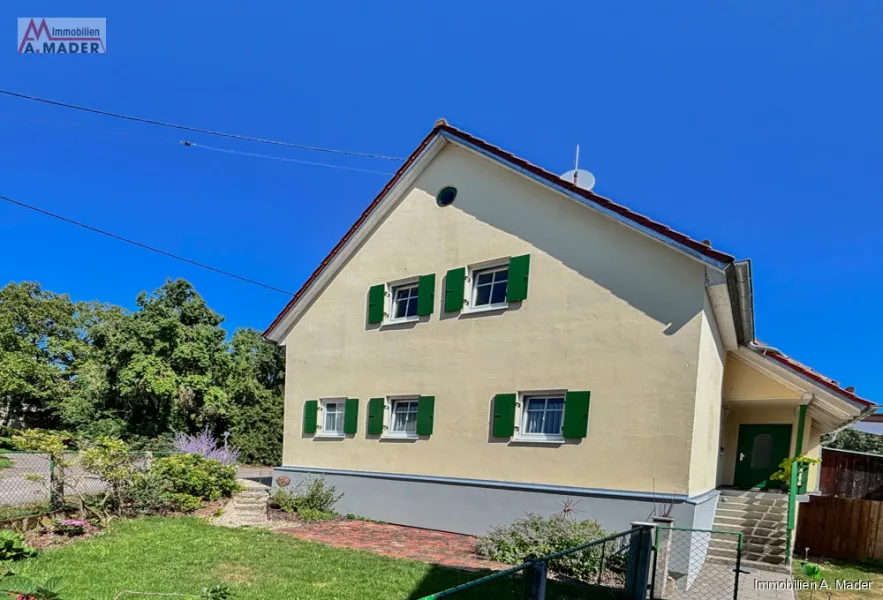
321;400;345;435
471;266;508;309
436;186;457;207
389;398;419;436
520;396;565;439
391;284;419;321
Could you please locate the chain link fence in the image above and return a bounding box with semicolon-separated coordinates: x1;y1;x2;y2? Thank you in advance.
651;527;742;600
418;526;653;599
0;451;176;520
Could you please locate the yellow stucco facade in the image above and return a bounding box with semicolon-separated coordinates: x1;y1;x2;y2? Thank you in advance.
282;143;714;496
280;142;829;498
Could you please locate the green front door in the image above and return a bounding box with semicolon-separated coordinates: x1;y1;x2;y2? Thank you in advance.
734;424;792;489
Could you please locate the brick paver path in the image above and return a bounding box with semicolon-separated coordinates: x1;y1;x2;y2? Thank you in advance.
276;521;508;571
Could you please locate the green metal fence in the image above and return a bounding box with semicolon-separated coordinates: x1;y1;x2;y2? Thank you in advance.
0;451;177;520
650;526;743;600
417;525;653;600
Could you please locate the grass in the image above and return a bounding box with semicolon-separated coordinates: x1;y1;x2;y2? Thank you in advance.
794;558;883;599
12;517;600;600
0;456;12;469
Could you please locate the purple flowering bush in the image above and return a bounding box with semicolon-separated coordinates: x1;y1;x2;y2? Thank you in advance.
173;428;240;466
54;519;86;536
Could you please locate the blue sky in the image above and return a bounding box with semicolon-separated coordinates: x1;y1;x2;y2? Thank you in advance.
1;1;881;402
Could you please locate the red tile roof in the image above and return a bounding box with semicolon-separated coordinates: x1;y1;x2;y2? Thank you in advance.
264;121;735;338
761;348;873;407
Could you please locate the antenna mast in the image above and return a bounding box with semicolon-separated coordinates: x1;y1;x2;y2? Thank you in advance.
573;144;580;186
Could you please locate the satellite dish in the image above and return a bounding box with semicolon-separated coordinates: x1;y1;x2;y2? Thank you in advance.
560;169;595;191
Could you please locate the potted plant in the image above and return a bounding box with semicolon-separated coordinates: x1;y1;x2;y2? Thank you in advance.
770;455;821;491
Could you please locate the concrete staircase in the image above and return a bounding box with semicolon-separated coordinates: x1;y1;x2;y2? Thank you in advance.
213;478;271;528
707;489;791;574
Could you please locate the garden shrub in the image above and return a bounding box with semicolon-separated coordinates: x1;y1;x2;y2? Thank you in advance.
268;488;298;513
476;513;613;580
292;476;342;512
148;453;240;502
297;508;335;521
173;428;240;467
269;477;342;516
0;530;36;561
128;471;176;515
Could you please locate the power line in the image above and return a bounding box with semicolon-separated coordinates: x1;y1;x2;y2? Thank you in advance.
0;194;295;296
0;88;406;161
180;141;395;175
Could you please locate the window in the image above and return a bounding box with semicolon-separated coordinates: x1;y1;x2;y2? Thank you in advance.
436;186;457;207
471;266;508;309
389;398;419;436
321;400;345;435
520;395;565;439
391;284;419;321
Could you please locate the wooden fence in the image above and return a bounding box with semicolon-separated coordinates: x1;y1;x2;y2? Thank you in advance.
795;495;883;561
820;448;883;500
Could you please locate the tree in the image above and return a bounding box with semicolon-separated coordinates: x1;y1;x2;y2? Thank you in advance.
824;426;883;455
0;278;285;465
0;282;81;429
225;328;285;466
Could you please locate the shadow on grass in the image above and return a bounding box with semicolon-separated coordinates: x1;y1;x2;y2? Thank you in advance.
405;565;629;600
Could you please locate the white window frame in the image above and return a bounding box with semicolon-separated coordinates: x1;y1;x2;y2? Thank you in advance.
318;398;346;437
464;258;510;314
385;277;420;324
514;391;566;443
385;396;420;438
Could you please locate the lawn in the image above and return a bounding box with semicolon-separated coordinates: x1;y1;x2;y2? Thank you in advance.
12;517;595;600
794;558;883;599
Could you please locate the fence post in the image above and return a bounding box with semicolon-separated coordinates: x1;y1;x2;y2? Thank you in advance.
627;524;653;600
48;455;55;508
733;532;743;600
521;558;547;600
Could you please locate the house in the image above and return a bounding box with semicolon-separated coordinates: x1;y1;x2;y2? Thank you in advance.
263;121;877;559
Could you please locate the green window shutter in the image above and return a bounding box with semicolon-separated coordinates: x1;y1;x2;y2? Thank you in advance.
416;396;435;436
493;393;517;437
367;284;385;324
562;391;591;438
417;274;436;316
444;267;466;312
506;254;530;302
344;398;359;435
303;400;318;434
367;397;385;435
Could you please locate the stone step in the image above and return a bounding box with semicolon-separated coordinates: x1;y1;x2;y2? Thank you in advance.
717;497;788;511
234;495;268;504
709;539;788;558
713;523;788;538
232;502;267;513
718;489;789;501
714;515;787;530
716;507;787;521
710;535;787;550
238;490;269;499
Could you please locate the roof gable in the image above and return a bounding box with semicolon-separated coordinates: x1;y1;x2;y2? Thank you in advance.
264;121;734;342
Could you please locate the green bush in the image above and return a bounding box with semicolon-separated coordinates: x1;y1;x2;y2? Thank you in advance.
269;477;341;516
0;530;36;561
148;453;240;502
268;488;298;513
292;477;342;512
476;514;613;580
168;493;204;513
297;508;335;521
